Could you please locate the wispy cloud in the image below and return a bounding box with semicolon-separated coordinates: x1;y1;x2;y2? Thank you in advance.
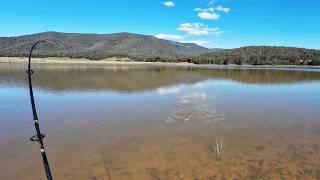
154;33;209;46
195;6;230;20
180;40;209;46
156;1;229;48
178;23;223;36
155;34;183;41
199;11;220;20
162;1;175;7
207;0;215;5
216;6;230;13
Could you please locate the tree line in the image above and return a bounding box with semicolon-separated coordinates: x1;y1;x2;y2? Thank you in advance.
2;45;320;66
191;46;320;66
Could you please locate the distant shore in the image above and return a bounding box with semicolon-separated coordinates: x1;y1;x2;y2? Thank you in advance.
1;57;320;69
0;57;155;65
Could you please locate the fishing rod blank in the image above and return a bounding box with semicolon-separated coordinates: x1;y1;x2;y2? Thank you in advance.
27;39;71;180
27;40;53;180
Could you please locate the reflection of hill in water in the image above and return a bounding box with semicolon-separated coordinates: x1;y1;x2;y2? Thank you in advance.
1;65;320;92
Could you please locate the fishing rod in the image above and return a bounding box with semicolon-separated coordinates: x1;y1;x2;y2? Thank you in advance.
27;40;71;180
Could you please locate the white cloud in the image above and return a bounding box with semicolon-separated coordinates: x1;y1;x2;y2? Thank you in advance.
198;11;220;20
216;6;230;13
177;23;223;36
162;1;175;7
154;32;212;46
208;0;215;5
155;34;184;41
180;40;209;46
194;6;230;20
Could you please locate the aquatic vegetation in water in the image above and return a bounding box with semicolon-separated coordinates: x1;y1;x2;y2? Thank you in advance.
208;137;224;160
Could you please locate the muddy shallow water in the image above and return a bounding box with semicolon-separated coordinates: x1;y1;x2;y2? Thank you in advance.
0;64;320;179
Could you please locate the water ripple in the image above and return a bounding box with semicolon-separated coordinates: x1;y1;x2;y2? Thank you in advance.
165;92;225;123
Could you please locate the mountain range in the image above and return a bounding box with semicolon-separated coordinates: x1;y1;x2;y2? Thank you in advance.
0;31;218;60
0;31;319;65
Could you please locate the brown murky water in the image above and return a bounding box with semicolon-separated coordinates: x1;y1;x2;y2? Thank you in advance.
0;64;320;179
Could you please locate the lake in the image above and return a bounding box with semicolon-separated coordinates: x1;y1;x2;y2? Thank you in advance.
0;64;320;179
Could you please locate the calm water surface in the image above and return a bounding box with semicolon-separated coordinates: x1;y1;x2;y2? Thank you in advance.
0;64;320;179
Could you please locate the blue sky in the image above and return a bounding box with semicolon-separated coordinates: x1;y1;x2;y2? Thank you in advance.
0;0;319;49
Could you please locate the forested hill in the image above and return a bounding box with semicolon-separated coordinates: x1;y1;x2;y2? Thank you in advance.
192;46;320;65
0;31;212;60
1;32;319;65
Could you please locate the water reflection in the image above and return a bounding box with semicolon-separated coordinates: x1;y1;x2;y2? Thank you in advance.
1;64;320;93
1;64;320;179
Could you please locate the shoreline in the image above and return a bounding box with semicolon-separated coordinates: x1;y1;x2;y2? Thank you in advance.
1;57;320;69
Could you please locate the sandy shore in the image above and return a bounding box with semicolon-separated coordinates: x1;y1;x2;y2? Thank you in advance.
1;57;319;69
0;57;162;65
